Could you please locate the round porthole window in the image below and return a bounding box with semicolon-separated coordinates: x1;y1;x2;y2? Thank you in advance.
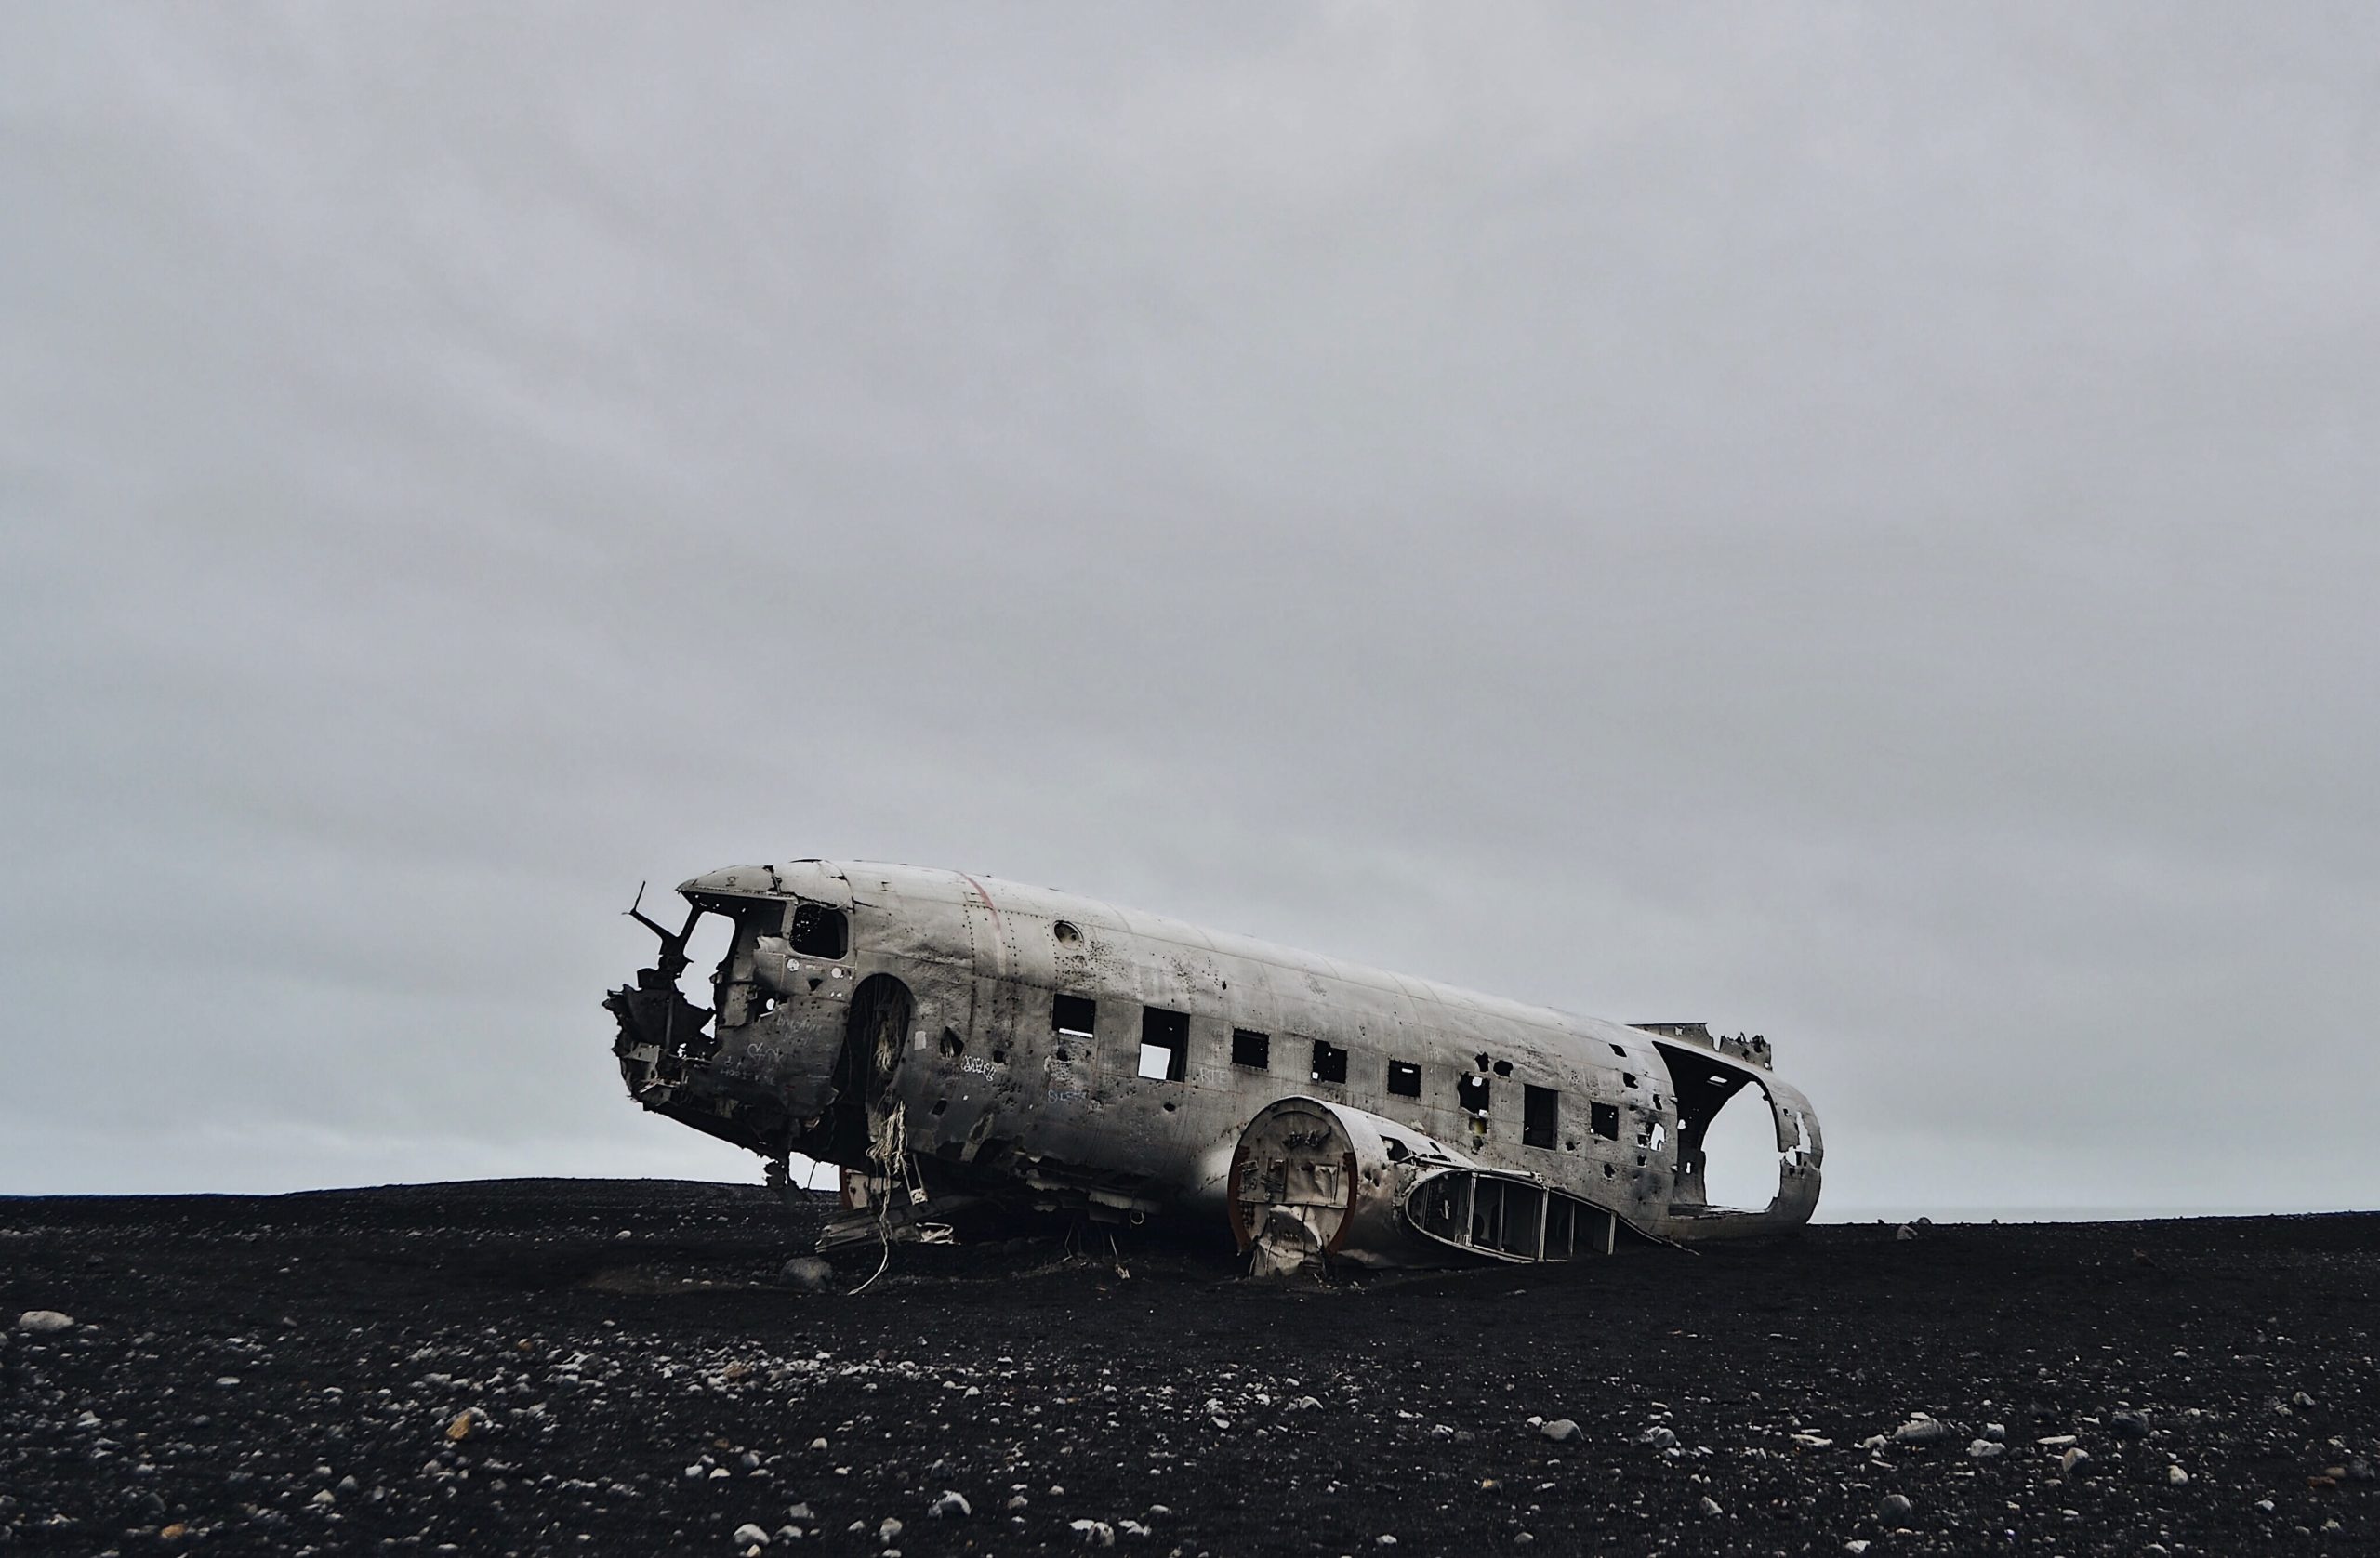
1052;920;1081;944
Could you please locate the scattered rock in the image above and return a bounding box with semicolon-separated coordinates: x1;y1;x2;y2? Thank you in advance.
1894;1224;1917;1241
1637;1425;1677;1449
1967;1438;2004;1459
1892;1416;1953;1446
2167;1465;2189;1486
2061;1447;2092;1476
1540;1419;1581;1443
779;1258;834;1293
15;1311;73;1334
733;1523;770;1547
1698;1496;1722;1517
929;1491;970;1519
1069;1518;1116;1547
1878;1493;1913;1524
877;1516;903;1543
2109;1411;2151;1440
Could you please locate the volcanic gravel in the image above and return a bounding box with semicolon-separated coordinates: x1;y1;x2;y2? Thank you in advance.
2;1180;2373;1557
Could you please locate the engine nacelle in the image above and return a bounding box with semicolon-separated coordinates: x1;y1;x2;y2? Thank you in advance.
1227;1097;1478;1276
1228;1095;1638;1275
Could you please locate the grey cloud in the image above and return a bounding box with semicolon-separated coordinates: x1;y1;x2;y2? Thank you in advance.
5;5;2374;1210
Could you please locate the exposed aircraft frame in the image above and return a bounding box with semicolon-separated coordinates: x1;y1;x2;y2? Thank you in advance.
605;861;1822;1274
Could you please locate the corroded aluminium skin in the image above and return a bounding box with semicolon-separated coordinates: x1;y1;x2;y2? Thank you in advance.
606;859;1824;1263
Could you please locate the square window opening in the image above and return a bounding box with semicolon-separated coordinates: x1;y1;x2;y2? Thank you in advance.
1310;1039;1348;1086
1052;993;1096;1040
1387;1060;1421;1098
1458;1073;1491;1117
1231;1028;1271;1070
1523;1084;1559;1148
1138;1006;1190;1082
1591;1101;1620;1140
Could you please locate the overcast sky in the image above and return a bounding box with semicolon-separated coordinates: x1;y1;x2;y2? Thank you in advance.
7;6;2376;1216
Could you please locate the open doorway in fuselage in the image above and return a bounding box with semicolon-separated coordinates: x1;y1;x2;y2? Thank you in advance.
1653;1041;1785;1214
813;973;914;1170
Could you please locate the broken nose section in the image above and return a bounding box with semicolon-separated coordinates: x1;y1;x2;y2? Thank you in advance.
604;960;738;1133
608;880;851;1163
607;963;836;1158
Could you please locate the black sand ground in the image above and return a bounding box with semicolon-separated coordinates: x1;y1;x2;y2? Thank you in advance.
3;1180;2373;1557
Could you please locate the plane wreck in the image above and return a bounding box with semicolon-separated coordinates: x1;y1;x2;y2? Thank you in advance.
605;861;1822;1274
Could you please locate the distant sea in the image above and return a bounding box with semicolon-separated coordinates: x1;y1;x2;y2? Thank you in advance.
1818;1204;2360;1224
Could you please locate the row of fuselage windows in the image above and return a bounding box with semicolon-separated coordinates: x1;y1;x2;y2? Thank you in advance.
1049;994;1627;1151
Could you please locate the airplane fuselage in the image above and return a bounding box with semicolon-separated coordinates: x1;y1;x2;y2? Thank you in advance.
606;860;1823;1260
